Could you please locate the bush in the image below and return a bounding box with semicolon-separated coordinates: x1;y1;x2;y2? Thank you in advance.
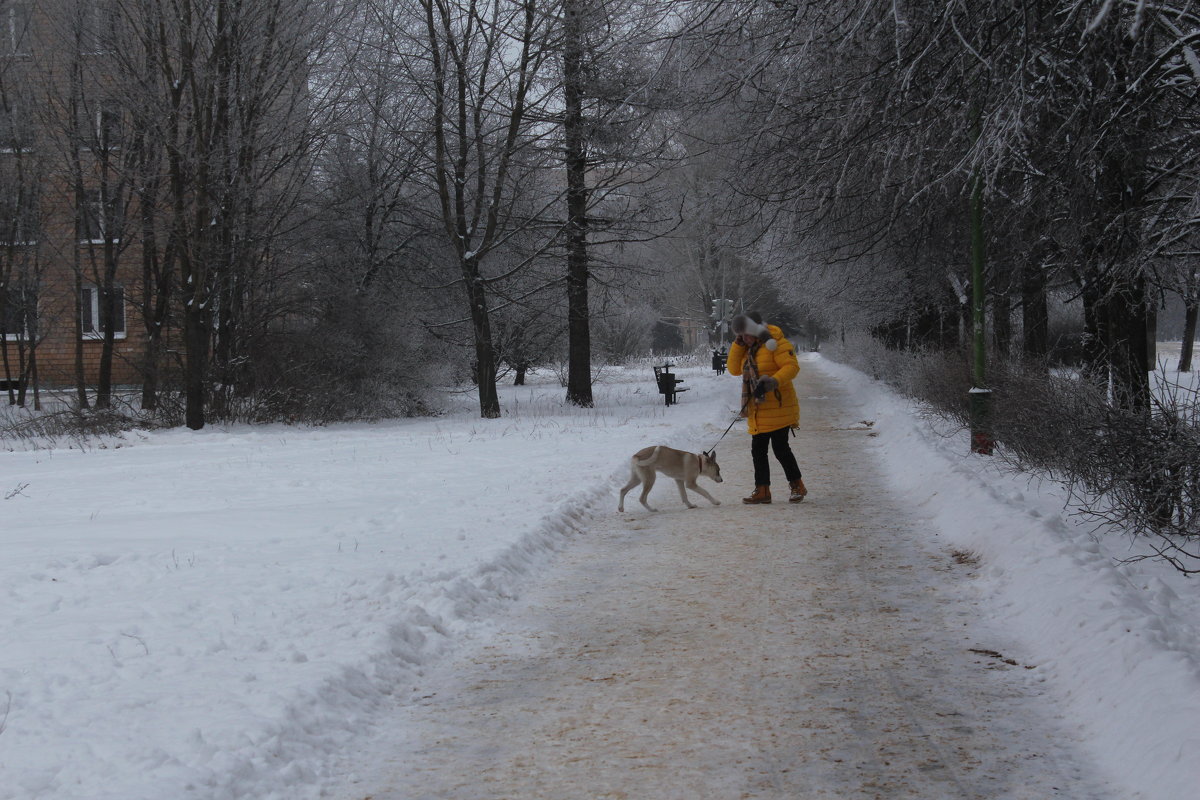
825;332;1200;573
0;406;157;450
592;307;654;364
216;294;449;424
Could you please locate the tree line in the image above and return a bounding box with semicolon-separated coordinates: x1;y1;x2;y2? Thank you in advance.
1;0;1197;434
0;0;680;428
676;0;1199;405
667;0;1200;568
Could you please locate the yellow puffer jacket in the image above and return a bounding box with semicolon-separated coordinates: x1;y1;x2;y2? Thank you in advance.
727;324;800;435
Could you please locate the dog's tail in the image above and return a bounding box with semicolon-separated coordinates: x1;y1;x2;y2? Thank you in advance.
631;446;661;467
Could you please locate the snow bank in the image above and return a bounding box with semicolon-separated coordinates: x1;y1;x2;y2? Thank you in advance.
3;353;1198;800
0;364;736;800
817;355;1200;800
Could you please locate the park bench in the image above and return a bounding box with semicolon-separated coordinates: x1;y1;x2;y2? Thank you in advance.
711;348;727;375
653;363;688;406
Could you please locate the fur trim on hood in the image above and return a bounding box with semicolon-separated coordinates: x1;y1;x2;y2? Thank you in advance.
731;314;778;350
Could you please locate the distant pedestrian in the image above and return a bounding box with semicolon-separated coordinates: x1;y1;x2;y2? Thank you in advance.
727;312;807;504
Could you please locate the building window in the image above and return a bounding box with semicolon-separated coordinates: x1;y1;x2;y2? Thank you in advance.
1;284;34;341
98;108;121;148
0;3;30;57
81;284;126;339
78;107;123;150
0;98;30;151
80;188;120;242
0;193;37;245
81;0;120;54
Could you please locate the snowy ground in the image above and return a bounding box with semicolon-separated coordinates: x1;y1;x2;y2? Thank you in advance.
338;362;1123;799
1;352;1198;799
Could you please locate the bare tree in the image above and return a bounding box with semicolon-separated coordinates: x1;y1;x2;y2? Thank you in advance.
65;1;138;410
118;0;331;428
0;16;45;408
558;0;678;404
561;0;591;405
407;0;556;418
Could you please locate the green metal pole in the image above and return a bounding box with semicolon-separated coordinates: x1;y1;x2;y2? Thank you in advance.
969;165;993;455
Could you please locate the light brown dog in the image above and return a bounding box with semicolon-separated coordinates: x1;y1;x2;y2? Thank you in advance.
618;446;723;512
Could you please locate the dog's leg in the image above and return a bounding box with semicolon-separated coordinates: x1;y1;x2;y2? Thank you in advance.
618;470;641;512
675;479;698;508
686;481;721;507
638;469;658;512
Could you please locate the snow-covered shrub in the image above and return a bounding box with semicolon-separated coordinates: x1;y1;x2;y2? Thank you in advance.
960;361;1199;573
227;293;451;424
826;333;1200;572
0;407;154;450
823;330;963;408
592;304;655;364
1083;379;1200;572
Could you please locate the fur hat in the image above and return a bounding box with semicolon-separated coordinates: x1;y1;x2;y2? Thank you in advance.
731;313;777;351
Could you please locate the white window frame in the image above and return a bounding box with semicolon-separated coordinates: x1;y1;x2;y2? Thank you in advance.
81;0;120;55
1;285;34;342
81;284;126;340
80;188;120;244
0;3;30;58
78;107;122;152
0;99;31;152
0;201;37;245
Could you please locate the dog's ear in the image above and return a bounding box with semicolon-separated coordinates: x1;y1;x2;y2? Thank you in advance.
705;449;716;462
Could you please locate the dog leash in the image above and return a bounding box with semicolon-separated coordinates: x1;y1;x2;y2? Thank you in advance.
704;394;753;458
704;343;769;458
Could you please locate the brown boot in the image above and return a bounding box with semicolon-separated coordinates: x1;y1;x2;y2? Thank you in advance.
789;478;808;503
743;486;771;504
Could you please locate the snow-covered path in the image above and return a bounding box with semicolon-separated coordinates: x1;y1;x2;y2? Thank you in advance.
339;367;1121;799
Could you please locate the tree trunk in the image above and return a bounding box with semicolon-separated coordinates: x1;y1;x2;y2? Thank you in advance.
1080;277;1107;387
1179;296;1197;373
72;266;89;410
563;0;592;407
93;155;124;411
1021;257;1049;364
139;189;170;412
1094;19;1152;415
184;301;209;430
95;260;118;410
28;345;38;410
992;291;1011;358
464;267;500;419
1;331;14;405
141;331;162;411
1146;303;1157;370
1104;273;1152;415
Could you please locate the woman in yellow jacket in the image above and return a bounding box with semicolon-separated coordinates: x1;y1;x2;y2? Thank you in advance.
727;313;807;504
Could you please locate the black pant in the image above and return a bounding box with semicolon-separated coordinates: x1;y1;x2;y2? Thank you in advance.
751;427;801;487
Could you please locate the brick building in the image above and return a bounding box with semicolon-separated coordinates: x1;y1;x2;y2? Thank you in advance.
1;1;151;398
